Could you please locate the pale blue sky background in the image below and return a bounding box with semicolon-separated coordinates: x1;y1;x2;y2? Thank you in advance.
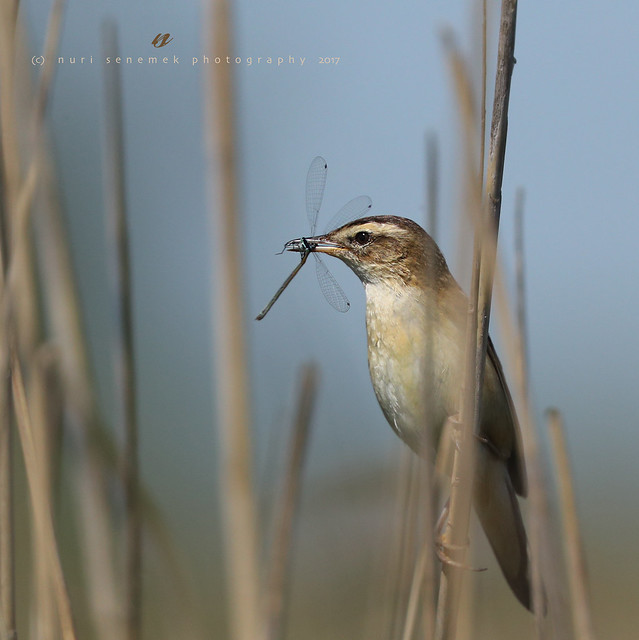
23;0;639;631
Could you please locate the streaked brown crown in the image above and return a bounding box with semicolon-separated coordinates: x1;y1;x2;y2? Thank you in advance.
319;215;454;290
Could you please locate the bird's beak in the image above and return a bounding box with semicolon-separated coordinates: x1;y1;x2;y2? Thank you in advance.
284;235;342;256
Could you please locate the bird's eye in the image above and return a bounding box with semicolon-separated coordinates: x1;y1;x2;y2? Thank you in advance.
353;231;372;246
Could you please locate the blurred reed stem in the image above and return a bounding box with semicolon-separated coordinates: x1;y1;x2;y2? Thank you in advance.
378;447;414;640
29;347;63;640
509;189;550;631
547;409;597;640
394;132;443;640
37;142;187;636
514;188;528;383
388;452;431;640
11;342;77;640
426;133;439;242
479;0;487;195
102;21;142;640
0;4;19;633
400;462;436;640
263;363;318;640
205;1;261;639
18;10;123;636
38;153;124;640
491;207;568;637
0;1;66;634
436;2;518;637
434;30;483;640
20;3;128;637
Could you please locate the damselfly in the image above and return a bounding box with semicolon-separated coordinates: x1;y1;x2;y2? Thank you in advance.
256;157;371;320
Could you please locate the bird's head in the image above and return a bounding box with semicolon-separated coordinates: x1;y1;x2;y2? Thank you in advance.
285;215;451;290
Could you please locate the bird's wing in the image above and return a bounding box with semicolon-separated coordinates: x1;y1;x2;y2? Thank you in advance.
486;336;528;497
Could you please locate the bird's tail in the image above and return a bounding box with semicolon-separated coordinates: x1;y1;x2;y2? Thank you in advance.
474;448;532;611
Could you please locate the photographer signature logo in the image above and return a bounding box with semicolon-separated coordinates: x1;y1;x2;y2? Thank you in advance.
152;33;173;48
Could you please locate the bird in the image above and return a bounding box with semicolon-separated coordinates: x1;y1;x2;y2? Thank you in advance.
284;214;531;610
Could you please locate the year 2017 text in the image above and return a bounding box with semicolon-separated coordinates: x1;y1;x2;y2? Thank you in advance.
318;57;340;64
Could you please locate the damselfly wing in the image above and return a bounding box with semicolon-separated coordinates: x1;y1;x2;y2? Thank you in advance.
256;157;372;320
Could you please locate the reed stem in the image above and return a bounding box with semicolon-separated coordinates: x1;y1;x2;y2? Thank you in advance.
547;409;597;640
205;2;261;639
102;21;142;640
435;3;519;638
263;363;319;640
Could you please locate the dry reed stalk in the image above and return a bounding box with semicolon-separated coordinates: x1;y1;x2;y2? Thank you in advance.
490;186;577;638
0;3;20;632
479;0;488;193
0;15;68;633
6;4;125;637
401;542;431;640
0;5;20;213
35;92;124;640
11;342;77;640
434;33;483;640
37;148;185;638
0;348;13;640
0;0;65;632
491;225;570;639
387;452;432;640
393;132;443;640
394;454;420;636
426;133;439;242
263;363;319;640
29;347;63;640
435;2;519;637
507;192;550;630
374;446;414;640
204;1;261;639
9;0;67;360
0;344;13;640
547;409;597;640
514;189;528;380
101;22;142;640
0;6;189;638
400;477;437;640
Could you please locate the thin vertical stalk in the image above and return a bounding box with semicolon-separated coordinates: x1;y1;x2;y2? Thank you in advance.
401;535;434;640
435;2;518;638
0;3;66;637
263;363;318;640
3;8;155;638
204;1;261;640
394;454;418;638
29;347;62;640
37;150;123;640
547;409;597;640
397;134;442;639
493;225;566;638
0;341;13;640
9;0;67;358
434;191;481;640
399;459;436;640
479;0;487;192
379;447;415;640
510;193;546;629
514;188;528;382
102;22;141;640
426;133;439;242
435;34;481;640
389;453;430;640
0;3;19;633
11;343;77;640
